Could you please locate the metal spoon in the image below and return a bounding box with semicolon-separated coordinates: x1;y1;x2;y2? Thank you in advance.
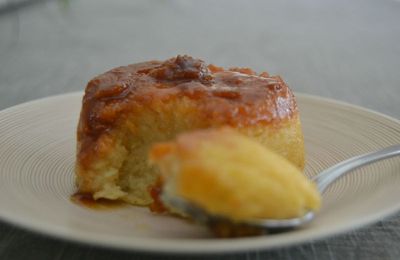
161;145;400;235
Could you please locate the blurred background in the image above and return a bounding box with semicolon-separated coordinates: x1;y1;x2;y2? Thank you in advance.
0;0;399;116
0;1;400;259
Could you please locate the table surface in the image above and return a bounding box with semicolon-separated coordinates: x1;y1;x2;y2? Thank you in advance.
0;0;399;259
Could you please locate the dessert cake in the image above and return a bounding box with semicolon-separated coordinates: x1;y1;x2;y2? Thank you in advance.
75;55;305;206
149;128;320;221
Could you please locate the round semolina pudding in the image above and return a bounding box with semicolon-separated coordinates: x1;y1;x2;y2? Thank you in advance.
75;55;305;206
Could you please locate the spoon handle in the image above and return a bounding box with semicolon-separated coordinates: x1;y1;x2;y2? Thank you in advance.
312;145;400;193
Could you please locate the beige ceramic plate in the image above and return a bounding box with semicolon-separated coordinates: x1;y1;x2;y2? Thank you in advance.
0;92;399;254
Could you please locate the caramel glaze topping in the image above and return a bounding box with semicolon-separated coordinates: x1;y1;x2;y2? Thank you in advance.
71;193;127;210
77;55;298;168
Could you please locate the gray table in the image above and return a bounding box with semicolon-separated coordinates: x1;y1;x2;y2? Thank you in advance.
1;0;399;259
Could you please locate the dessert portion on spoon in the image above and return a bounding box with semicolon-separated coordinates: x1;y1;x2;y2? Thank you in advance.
149;128;321;237
150;128;400;237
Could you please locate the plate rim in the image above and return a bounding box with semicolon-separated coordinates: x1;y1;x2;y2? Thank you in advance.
0;91;399;254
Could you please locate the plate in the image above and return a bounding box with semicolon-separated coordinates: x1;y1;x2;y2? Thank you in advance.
0;92;399;254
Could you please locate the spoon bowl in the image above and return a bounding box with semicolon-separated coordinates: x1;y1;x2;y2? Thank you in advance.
162;144;400;235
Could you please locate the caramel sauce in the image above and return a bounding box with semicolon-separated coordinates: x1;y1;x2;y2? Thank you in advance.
148;178;168;213
77;55;297;168
71;193;127;210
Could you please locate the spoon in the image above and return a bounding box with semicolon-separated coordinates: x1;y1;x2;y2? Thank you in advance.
161;144;400;235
